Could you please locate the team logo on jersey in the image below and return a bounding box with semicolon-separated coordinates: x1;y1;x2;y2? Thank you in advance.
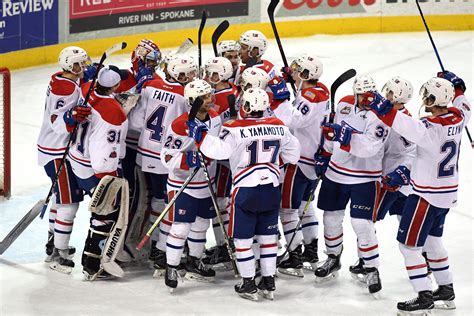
340;106;351;115
178;209;186;215
109;151;117;158
304;90;315;99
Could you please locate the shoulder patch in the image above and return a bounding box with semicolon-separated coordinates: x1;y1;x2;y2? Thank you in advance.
93;97;127;126
171;113;189;136
50;76;77;96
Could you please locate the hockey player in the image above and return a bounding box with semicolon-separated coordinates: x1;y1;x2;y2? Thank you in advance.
188;88;300;300
128;55;197;273
161;79;221;292
37;46;90;272
235;30;278;84
277;55;329;277
365;73;470;314
314;75;387;296
67;66;129;279
202;57;239;268
349;77;416;281
217;40;241;82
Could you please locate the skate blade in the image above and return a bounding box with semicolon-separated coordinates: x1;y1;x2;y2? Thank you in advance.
168;287;177;293
315;271;339;283
153;269;165;278
238;292;258;301
258;289;274;300
350;272;367;283
434;300;455;310
184;273;215;283
396;309;433;316
208;262;233;272
302;261;318;271
277;267;304;278
48;262;73;274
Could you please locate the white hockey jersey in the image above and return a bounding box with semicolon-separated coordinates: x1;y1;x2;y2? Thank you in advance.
37;73;81;166
199;117;300;189
376;92;471;209
325;95;389;185
161;111;222;198
128;77;187;174
382;107;416;196
68;85;128;179
269;84;330;180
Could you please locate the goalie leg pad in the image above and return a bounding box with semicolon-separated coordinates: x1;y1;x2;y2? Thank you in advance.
82;220;114;275
89;176;126;216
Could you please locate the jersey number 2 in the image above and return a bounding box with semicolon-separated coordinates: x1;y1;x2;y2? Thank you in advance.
438;140;459;178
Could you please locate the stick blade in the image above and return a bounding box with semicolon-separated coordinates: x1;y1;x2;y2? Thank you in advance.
0;199;44;255
212;20;230;57
105;42;128;58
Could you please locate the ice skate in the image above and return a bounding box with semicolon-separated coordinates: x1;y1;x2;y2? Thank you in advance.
44;233;75;263
365;267;382;298
49;249;75;274
433;283;455;310
165;264;179;293
202;244;231;271
152;249;166;278
257;275;275;300
349;258;367;282
397;291;434;315
184;256;216;282
235;277;258;301
82;267;115;281
314;253;341;283
302;239;319;271
278;244;304;278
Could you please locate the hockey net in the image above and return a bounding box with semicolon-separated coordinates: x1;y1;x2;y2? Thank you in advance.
0;68;11;198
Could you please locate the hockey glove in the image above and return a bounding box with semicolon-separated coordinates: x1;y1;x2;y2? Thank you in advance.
382;165;411;192
361;91;394;116
437;70;466;92
83;63;100;82
314;149;332;178
187;120;208;143
185;151;201;168
135;74;154;93
64;106;91;125
322;122;354;147
268;77;291;101
281;66;295;85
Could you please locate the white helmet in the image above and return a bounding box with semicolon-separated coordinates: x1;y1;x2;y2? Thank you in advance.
242;88;269;113
353;75;377;94
167;55;198;83
184;79;213;105
217;40;240;56
239;30;268;57
240;67;269;91
205;57;233;83
58;46;89;73
419;77;454;108
382;76;413;104
291;54;323;80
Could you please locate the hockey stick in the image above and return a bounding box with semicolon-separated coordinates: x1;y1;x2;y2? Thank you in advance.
415;0;473;147
176;38;194;54
227;94;237;119
136;168;199;251
0;200;44;254
38;42;128;219
212;20;230;57
277;69;356;265
267;0;297;95
188;99;240;277
198;10;207;74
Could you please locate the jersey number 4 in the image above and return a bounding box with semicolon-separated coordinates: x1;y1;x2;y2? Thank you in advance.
246;140;280;166
146;106;167;142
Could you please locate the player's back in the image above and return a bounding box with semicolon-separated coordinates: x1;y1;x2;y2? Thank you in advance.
37;72;81;166
134;77;186;174
410;108;464;208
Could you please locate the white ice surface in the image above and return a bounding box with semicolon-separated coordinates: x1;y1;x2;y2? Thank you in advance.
0;31;473;316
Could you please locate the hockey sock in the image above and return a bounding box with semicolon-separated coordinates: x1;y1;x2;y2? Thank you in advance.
257;234;278;276
399;243;432;292
212;197;230;246
48;200;57;233
188;216;209;258
157;220;172;252
299;201;319;244
424;235;453;285
351;217;379;268
280;208;303;251
323;210;344;255
54;203;79;250
166;222;191;266
150;197;165;242
234;238;255;278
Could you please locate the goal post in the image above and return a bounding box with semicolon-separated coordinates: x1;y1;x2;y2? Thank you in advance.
0;67;11;198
